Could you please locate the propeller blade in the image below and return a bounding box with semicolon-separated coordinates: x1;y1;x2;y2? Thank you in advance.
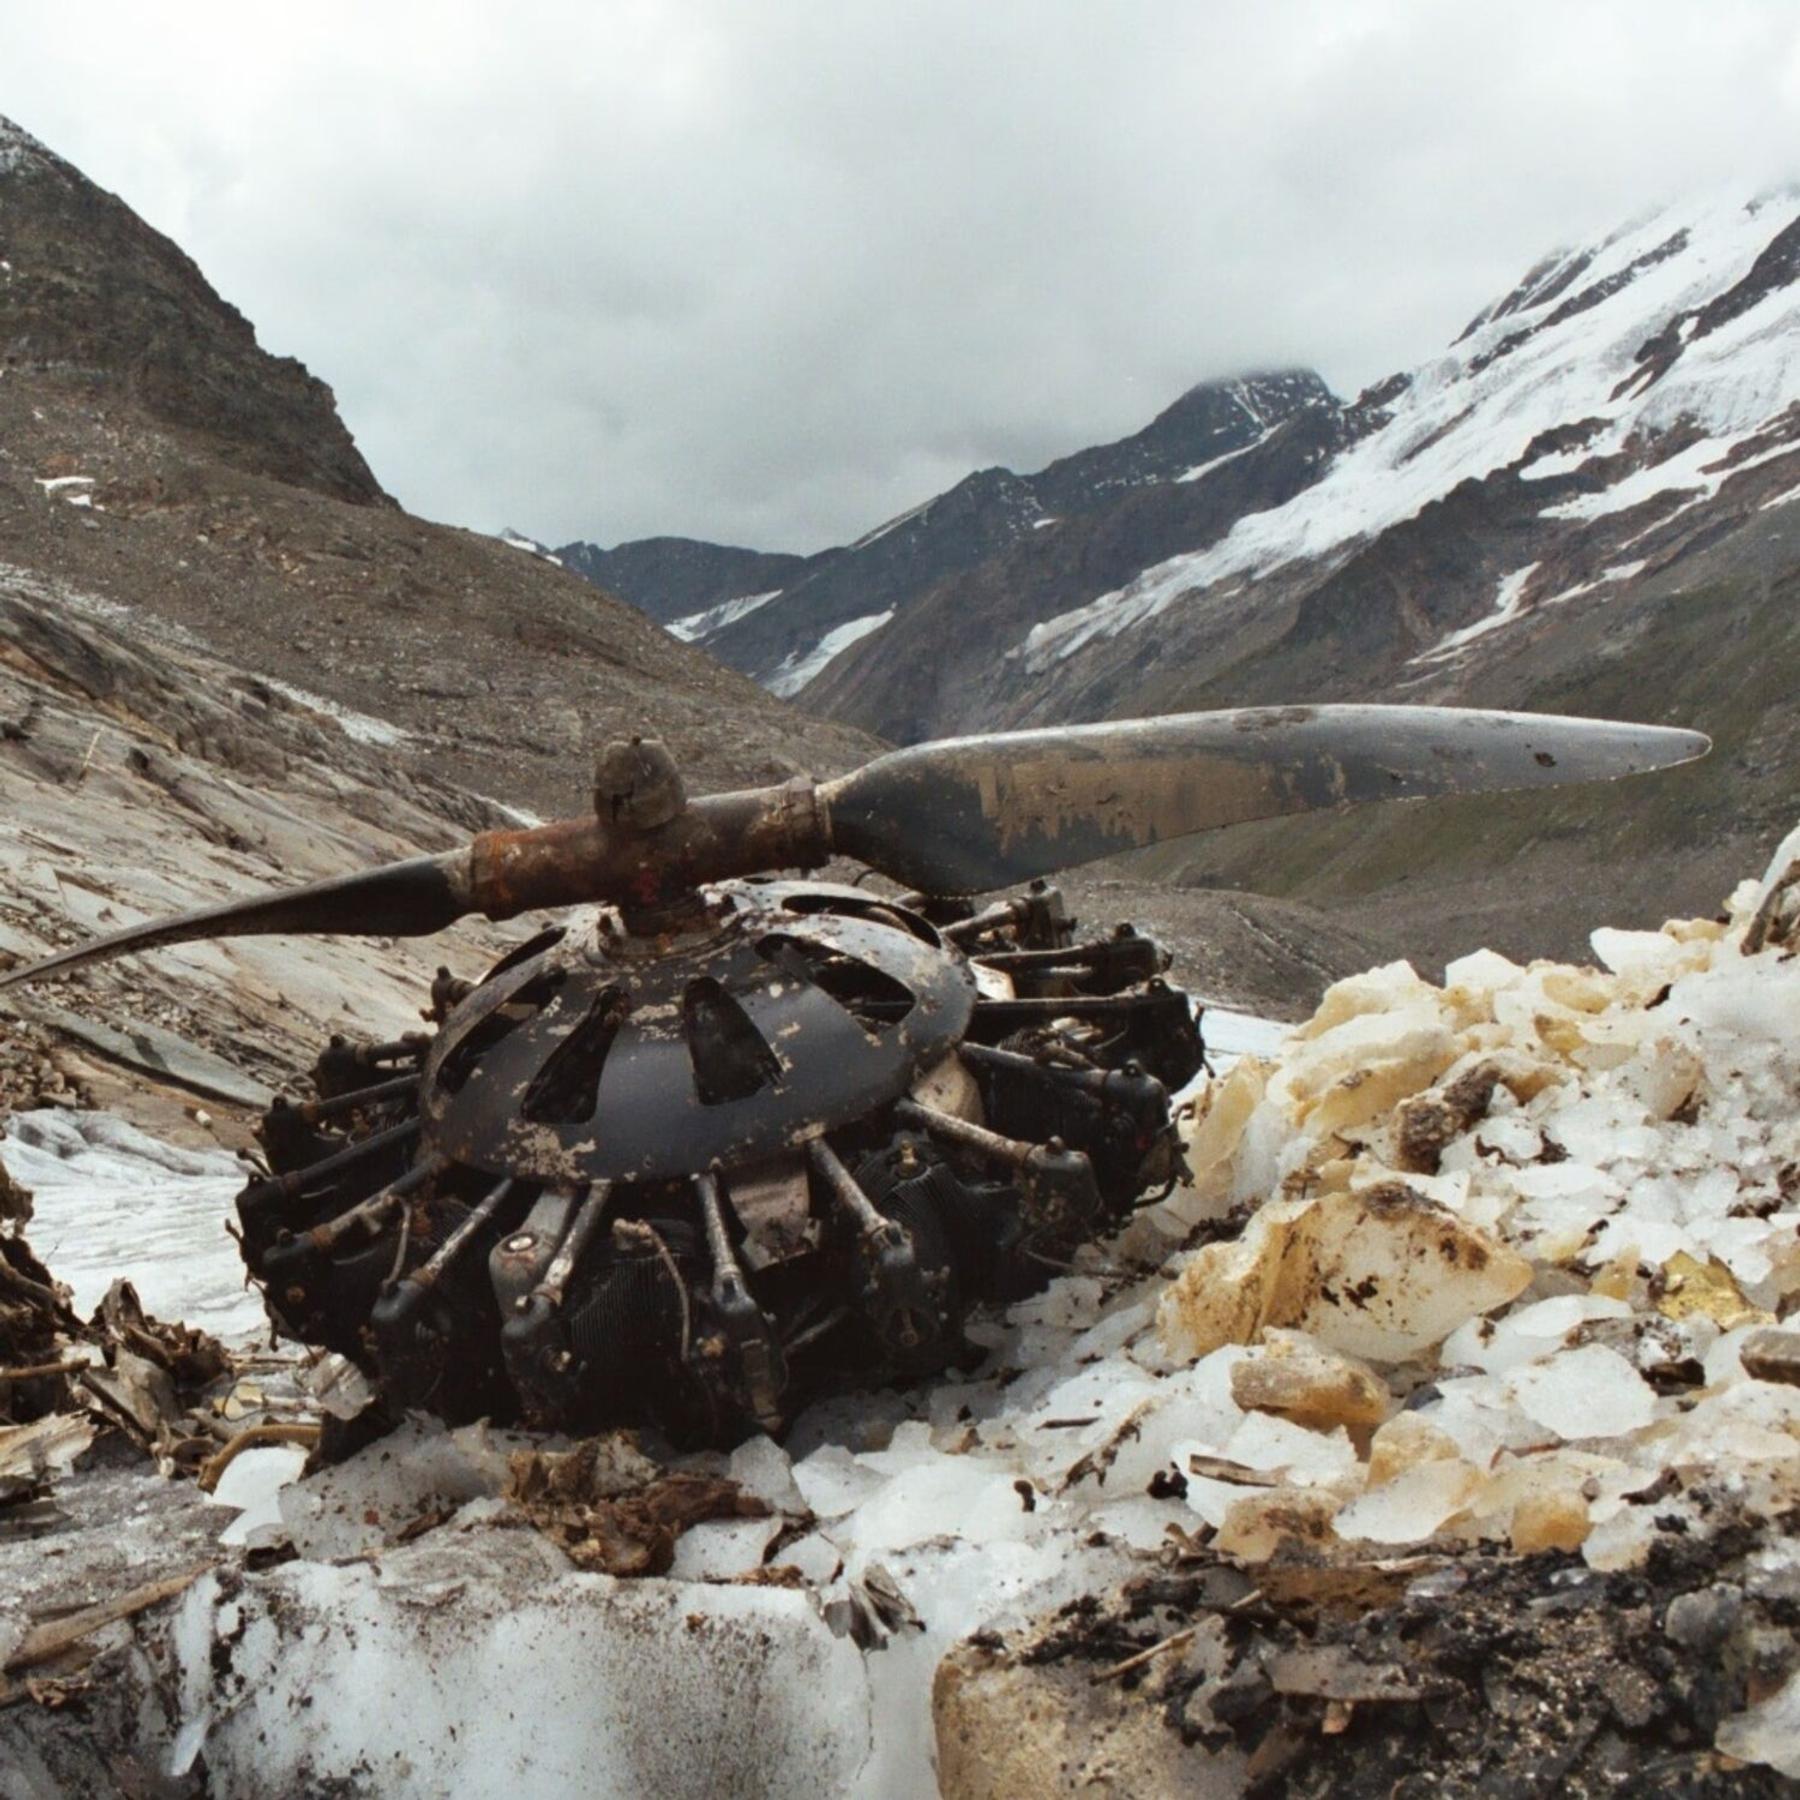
0;853;471;992
820;705;1710;894
0;706;1710;988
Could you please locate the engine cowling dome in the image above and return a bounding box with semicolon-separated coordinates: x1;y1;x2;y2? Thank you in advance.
420;881;977;1184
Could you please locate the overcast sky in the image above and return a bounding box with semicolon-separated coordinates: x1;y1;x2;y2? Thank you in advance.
5;2;1800;552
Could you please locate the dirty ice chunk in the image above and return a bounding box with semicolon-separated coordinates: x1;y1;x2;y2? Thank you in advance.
1280;1005;1460;1139
1440;1293;1634;1374
1094;1349;1249;1491
1221;1410;1359;1486
1506;1344;1657;1440
1158;1182;1530;1364
1443;947;1524;998
1213;1485;1340;1561
1086;1494;1189;1553
1296;961;1443;1039
1229;1328;1391;1429
1333;1459;1484;1545
667;1515;784;1582
833;1454;1036;1560
1718;1666;1800;1778
1006;1276;1105;1332
1366;1412;1464;1486
166;1547;874;1797
1419;1375;1545;1464
211;1445;308;1547
277;1417;527;1559
1066;1298;1154;1363
772;1531;843;1585
729;1434;807;1514
791;1444;886;1520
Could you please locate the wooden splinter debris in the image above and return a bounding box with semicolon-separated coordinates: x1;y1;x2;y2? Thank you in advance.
1085;1593;1264;1690
1090;1626;1197;1685
0;1359;89;1385
71;728;102;786
3;1563;213;1676
197;1420;320;1493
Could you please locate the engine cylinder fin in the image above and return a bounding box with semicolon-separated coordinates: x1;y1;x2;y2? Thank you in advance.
695;1167;785;1431
894;1097;1034;1168
531;1180;613;1309
300;1154;445;1256
242;1117;421;1210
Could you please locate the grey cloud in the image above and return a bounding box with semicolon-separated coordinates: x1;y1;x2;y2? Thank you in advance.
4;0;1799;551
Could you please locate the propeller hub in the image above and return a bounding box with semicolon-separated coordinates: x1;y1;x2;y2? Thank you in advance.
593;735;686;831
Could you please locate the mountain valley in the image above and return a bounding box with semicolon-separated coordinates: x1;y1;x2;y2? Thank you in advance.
558;193;1800;971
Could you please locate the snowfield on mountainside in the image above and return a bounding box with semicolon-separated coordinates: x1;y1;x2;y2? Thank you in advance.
1020;190;1800;671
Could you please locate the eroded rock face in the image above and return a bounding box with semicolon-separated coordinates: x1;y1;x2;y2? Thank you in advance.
0;115;386;506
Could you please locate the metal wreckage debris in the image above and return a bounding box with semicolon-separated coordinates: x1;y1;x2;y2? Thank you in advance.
0;705;1708;1446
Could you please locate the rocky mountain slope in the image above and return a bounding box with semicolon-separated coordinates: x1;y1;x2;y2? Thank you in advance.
0;572;529;1144
0;114;876;819
556;372;1333;696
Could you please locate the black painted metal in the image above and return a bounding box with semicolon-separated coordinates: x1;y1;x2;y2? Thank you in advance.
420;882;976;1183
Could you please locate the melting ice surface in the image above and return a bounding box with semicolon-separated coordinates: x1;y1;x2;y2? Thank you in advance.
4;1109;262;1339
2;997;1285;1793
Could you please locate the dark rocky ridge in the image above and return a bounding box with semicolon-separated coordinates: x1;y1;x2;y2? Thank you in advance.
557;536;810;628
559;370;1335;694
807;390;1348;742
0;118;384;508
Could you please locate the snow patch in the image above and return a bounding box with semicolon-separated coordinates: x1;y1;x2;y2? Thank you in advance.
493;528;562;565
1539;433;1799;522
261;678;409;747
1411;563;1541;664
667;589;782;643
766;610;894;697
3;1109;259;1339
1176;428;1272;483
1536;560;1649;610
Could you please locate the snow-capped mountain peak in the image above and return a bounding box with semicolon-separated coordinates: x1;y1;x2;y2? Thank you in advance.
1021;190;1800;673
493;526;562;564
